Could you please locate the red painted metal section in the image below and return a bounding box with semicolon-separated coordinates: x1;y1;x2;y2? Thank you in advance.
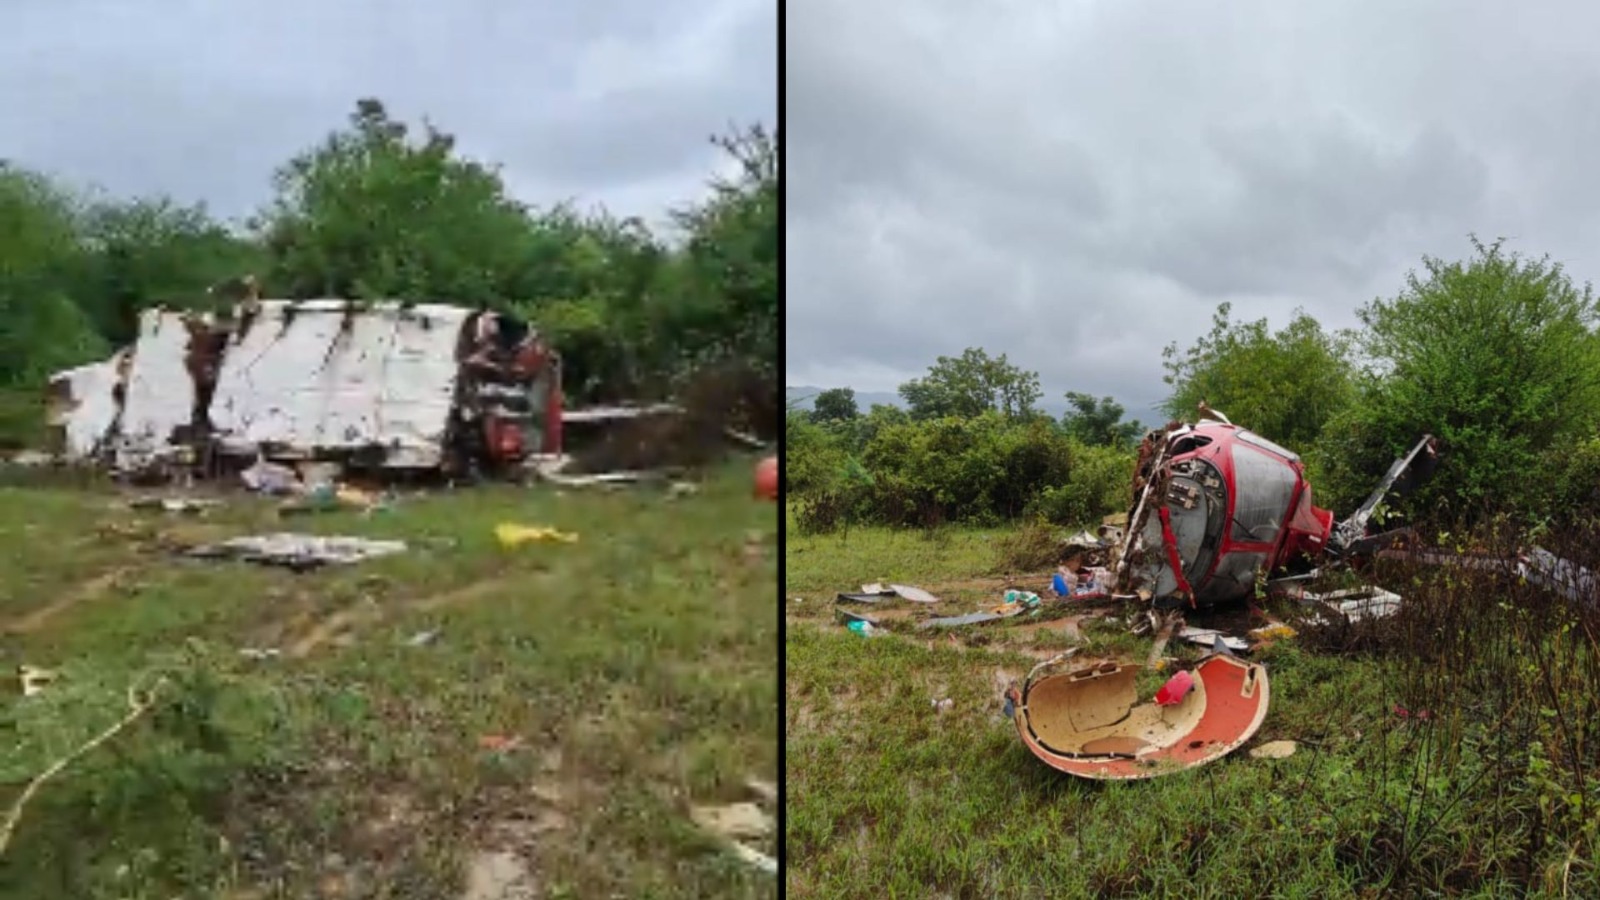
1157;505;1196;606
1012;654;1271;780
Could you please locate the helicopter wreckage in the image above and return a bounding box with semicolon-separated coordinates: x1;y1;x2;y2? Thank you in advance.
1002;407;1596;780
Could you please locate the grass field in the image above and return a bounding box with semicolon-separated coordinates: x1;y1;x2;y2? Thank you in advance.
784;515;1600;898
0;464;778;899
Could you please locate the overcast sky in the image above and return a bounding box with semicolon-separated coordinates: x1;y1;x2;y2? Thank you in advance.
786;0;1600;420
1;0;775;228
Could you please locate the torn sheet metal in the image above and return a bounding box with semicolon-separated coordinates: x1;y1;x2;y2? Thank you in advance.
889;584;940;604
210;301;471;468
186;533;407;570
47;351;128;461
1009;653;1270;779
1305;586;1403;622
114;310;202;471
52;300;563;477
918;612;1005;629
1519;547;1598;611
1178;627;1251;653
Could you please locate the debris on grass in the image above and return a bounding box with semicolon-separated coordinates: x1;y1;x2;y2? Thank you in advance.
494;523;579;548
1154;670;1195;706
186;533;408;570
1305;586;1403;622
1179;626;1251;653
859;583;894;596
238;647;281;661
1248;622;1298;641
835;609;878;628
754;455;777;500
406;628;442;647
127;496;220;515
918;612;1005;629
889;583;939;603
1008;653;1270;779
17;665;56;697
1249;739;1298;760
240;456;302;495
690;781;777;875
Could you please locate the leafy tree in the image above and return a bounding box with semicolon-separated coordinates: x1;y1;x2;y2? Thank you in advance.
1061;391;1142;447
1161;303;1355;449
257;98;532;304
811;387;858;422
898;347;1042;420
0;165;105;385
1315;237;1600;515
80;196;265;344
665;124;778;380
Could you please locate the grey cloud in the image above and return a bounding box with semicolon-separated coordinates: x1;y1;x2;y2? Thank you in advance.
786;0;1600;416
0;0;774;222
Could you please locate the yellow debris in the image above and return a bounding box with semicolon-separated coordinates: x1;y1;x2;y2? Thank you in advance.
495;523;579;548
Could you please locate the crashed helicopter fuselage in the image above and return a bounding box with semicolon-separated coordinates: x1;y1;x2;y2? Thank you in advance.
1111;415;1438;608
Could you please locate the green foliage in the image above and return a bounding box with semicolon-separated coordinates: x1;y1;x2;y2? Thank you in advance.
0;166;108;386
1060;391;1142;447
898;347;1042;420
792;411;1133;531
1162;303;1355;448
259;98;532;304
0;99;777;442
1315;237;1600;517
810;387;858;423
1025;441;1135;525
79;196;266;344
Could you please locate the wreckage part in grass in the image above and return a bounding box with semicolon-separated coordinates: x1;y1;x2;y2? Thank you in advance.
1010;653;1270;779
494;523;579;548
186;533;408;569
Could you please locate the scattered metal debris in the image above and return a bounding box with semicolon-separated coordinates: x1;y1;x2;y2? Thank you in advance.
1007;653;1270;779
406;629;442;647
127;497;220;514
1179;627;1251;653
890;584;939;604
17;665;56;697
238;647;281;661
186;534;407;570
835;609;878;628
918;612;1005;629
1305;587;1403;623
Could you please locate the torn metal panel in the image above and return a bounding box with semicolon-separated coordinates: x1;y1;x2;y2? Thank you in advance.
1305;586;1403;622
210;301;471;468
46;351;127;461
114;309;202;471
1519;547;1598;609
185;533;407;570
1009;653;1270;779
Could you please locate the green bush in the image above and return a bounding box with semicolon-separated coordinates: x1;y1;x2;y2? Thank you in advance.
1025;442;1134;526
784;410;1135;531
